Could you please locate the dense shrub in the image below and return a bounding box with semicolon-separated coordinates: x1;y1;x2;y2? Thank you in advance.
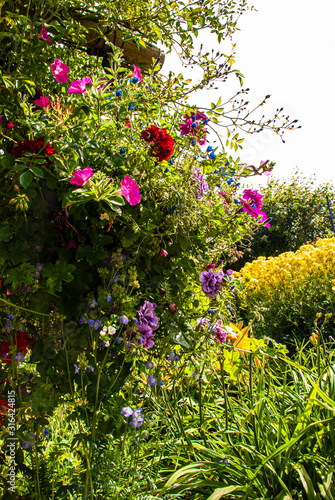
231;171;335;270
236;238;335;343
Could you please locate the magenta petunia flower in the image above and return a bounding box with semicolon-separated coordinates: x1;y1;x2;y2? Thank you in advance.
242;189;263;209
160;249;168;257
40;25;51;43
120;175;141;206
68;77;92;94
97;78;107;91
133;64;143;83
34;96;50;111
70;167;94;186
51;59;69;83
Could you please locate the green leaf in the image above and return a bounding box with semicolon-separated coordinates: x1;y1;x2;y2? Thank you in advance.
30;166;44;178
207;486;241;500
178;234;189;250
19;171;33;189
43;261;76;293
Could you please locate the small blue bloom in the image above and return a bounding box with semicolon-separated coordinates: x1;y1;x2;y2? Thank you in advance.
191;139;196;145
191;114;196;122
203;119;208;125
116;337;122;344
191;122;197;128
8;314;13;320
214;169;219;174
128;103;134;110
169;158;175;164
107;296;112;302
114;274;120;282
43;428;49;438
88;319;94;327
120;148;125;156
133;318;138;324
130;76;139;84
33;270;41;279
79;318;85;324
115;90;123;96
164;167;169;173
208;309;213;314
15;352;24;362
224;458;230;467
147;375;157;386
160;380;166;387
145;361;154;370
227;178;234;185
209;152;216;159
93;320;101;330
74;364;79;374
22;441;31;450
88;365;94;372
89;300;98;309
227;306;232;312
35;263;44;272
119;315;129;325
207;145;214;152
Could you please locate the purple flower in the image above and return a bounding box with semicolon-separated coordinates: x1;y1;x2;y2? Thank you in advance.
137;301;159;331
33;270;40;279
136;324;155;349
79;318;85;324
119;315;129;325
240;189;271;228
16;352;24;362
131;408;144;428
88;319;94;327
40;25;52;43
121;406;133;417
116;337;122;344
226;269;233;276
89;299;98;309
213;321;227;344
145;361;154;369
107;296;112;302
199;269;224;299
35;263;44;272
147;374;157;386
193;167;208;199
43;427;49;438
74;364;79;374
93;320;101;330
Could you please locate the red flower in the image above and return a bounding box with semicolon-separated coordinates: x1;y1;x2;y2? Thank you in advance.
0;332;34;365
141;125;174;162
12;136;54;166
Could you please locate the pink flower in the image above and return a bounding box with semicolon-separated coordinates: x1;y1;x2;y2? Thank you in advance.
160;249;168;257
125;120;131;128
34;96;50;111
263;170;272;176
67;239;77;250
51;59;69;83
70;167;94;186
133;65;143;83
68;77;92;94
40;25;51;43
120;175;141;206
97;78;107;91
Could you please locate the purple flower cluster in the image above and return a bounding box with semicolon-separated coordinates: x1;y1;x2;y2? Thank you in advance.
240;189;271;228
121;407;144;428
199;269;224;299
212;320;227;344
179;111;208;145
136;301;160;349
193;167;208;199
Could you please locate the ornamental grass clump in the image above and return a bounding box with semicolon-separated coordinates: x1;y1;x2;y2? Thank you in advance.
236;237;335;343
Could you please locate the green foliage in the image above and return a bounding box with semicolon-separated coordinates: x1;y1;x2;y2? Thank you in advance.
234;171;335;269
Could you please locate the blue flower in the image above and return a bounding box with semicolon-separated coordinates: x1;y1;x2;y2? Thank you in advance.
35;263;44;272
119;315;129;325
227;306;232;312
227;178;234;185
160;379;166;387
33;270;41;279
147;375;157;386
191;139;196;145
88;319;94;327
79;318;85;324
116;337;122;344
120;148;125;156
15;352;24;362
107;296;112;302
93;320;101;330
89;300;98;309
191;122;197;129
131;408;144;428
209;152;216;160
164;167;169;173
207;145;214;152
43;428;49;439
128;103;134;110
145;361;154;370
208;309;213;314
121;406;133;417
115;90;123;96
8;314;13;320
130;76;139;84
74;364;79;374
89;366;94;372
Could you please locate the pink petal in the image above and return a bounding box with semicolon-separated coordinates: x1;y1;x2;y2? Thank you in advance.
133;64;143;83
51;59;69;83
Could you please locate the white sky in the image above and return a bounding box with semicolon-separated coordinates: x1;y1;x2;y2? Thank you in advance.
161;0;335;186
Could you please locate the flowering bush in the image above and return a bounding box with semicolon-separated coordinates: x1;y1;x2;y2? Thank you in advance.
236;238;335;342
0;0;299;496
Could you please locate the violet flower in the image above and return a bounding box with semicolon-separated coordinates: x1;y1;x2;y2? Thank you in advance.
199;269;224;299
137;301;159;331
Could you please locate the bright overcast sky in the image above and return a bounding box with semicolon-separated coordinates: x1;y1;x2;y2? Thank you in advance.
161;0;335;186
